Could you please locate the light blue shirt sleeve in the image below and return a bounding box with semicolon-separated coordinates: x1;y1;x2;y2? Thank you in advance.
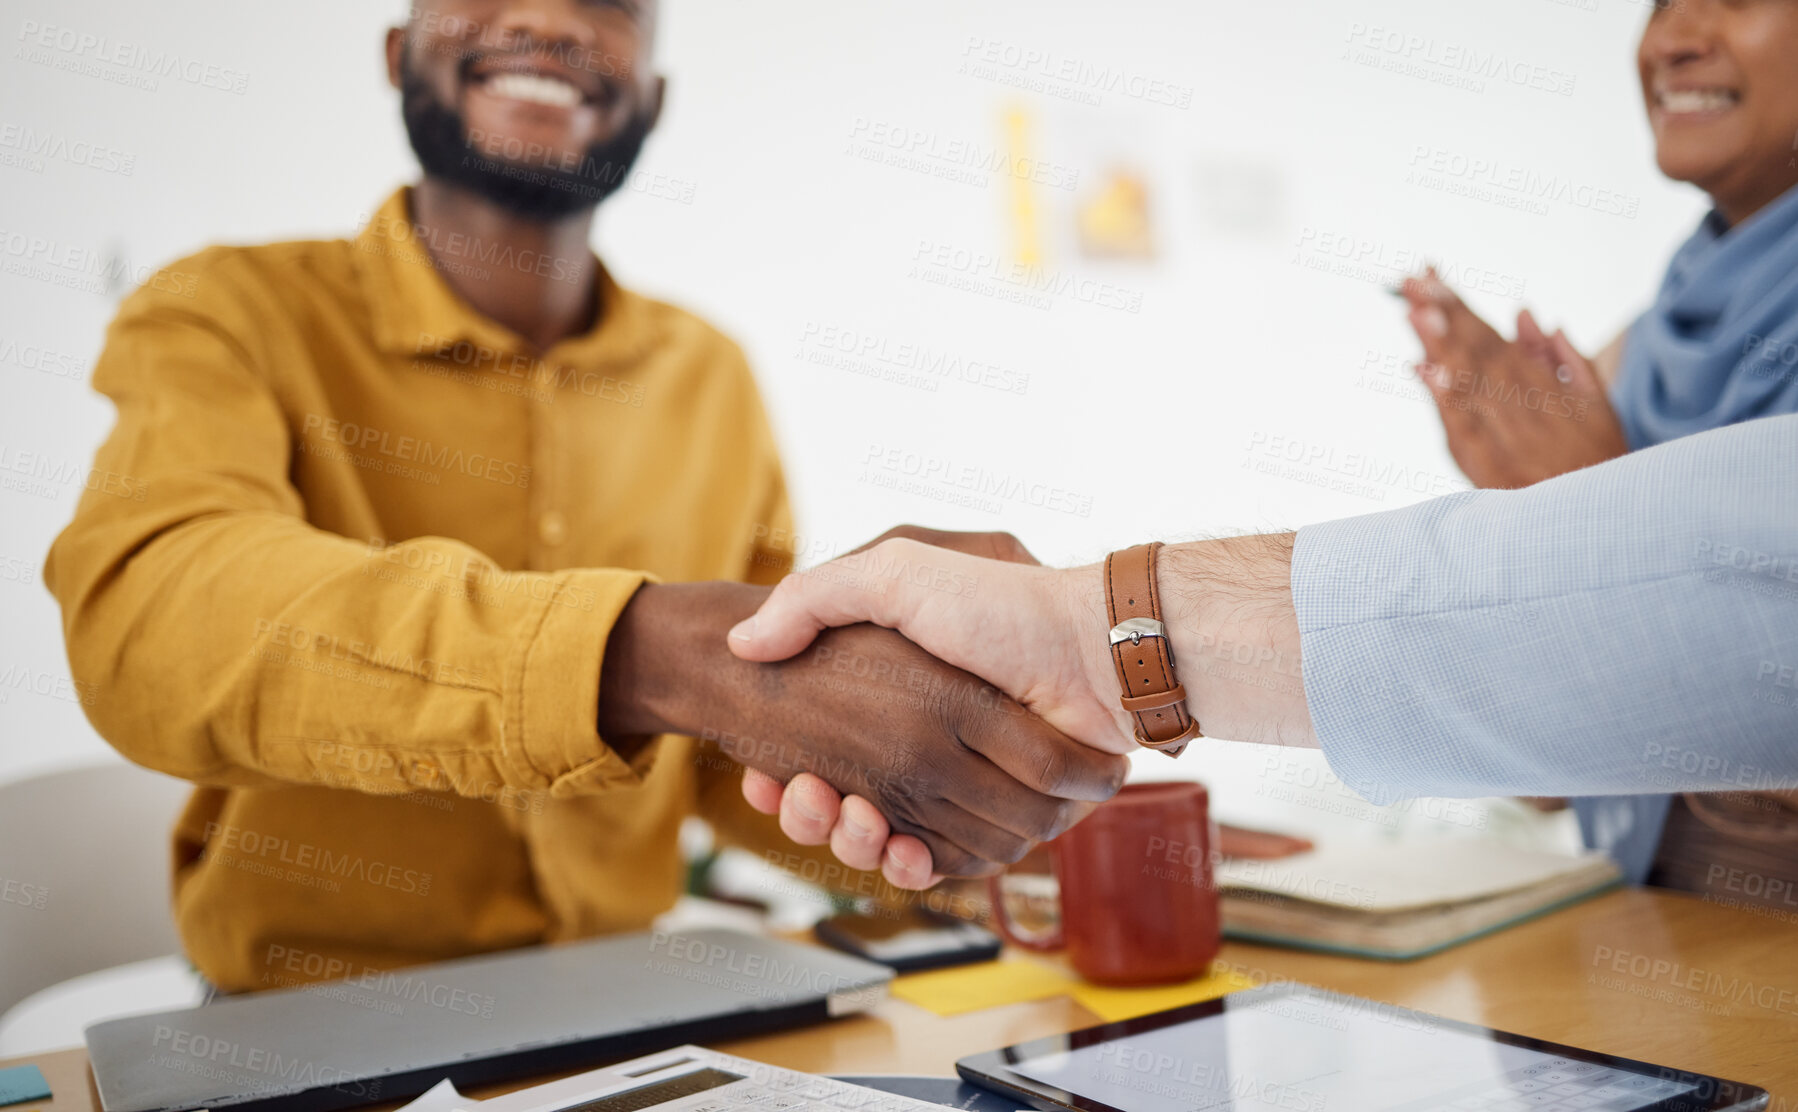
1292;413;1798;803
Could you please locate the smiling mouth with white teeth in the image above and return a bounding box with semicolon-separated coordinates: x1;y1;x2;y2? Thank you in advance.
1654;85;1741;114
479;71;587;109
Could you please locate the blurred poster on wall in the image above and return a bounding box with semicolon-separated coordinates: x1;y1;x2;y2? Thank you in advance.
1194;157;1286;241
1032;100;1166;263
1077;168;1156;259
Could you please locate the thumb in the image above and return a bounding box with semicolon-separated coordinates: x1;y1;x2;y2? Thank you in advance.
727;546;919;662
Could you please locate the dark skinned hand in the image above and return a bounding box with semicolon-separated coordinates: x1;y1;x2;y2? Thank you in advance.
739;525;1058;887
601;575;1130;891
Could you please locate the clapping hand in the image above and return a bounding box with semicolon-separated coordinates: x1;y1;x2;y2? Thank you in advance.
1401;268;1628;489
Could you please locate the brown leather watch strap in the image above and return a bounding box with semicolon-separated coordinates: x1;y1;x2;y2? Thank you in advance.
1103;542;1201;758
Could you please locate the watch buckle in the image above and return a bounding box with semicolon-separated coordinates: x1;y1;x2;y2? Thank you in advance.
1109;617;1168;646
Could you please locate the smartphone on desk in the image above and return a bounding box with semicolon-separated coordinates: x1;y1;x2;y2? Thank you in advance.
814;907;1001;973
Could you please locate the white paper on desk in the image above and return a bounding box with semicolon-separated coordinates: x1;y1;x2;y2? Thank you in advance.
396;1078;478;1112
1216;842;1616;912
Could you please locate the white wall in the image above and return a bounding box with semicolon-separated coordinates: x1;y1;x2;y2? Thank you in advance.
0;0;1705;823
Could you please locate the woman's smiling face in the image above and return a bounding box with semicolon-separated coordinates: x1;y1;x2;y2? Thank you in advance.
1639;0;1798;223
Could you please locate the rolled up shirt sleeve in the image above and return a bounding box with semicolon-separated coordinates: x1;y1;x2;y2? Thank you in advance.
44;268;657;803
1293;414;1798;802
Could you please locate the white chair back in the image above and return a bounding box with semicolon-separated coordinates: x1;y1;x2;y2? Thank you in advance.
0;762;190;1015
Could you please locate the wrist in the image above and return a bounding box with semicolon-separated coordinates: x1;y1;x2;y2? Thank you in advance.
1159;534;1313;746
1055;562;1137;744
599;580;770;741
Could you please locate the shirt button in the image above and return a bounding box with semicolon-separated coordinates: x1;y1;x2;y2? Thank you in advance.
538;511;568;546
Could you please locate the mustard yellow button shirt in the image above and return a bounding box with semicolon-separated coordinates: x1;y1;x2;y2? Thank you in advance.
45;188;849;992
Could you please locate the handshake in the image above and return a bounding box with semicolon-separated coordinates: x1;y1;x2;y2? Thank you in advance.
599;525;1312;892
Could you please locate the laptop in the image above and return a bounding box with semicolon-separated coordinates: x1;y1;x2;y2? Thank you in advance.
85;929;892;1112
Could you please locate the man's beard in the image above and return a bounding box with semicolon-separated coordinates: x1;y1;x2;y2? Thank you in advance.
399;52;654;221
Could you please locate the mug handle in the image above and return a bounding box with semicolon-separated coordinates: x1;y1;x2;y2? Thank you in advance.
985;856;1065;952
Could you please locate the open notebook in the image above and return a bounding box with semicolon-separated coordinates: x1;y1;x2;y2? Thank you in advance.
1217;841;1623;960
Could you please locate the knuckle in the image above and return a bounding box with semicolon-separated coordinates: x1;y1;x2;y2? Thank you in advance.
1046;799;1088;841
1032;747;1071;797
769;571;808;605
937;850;1002;879
993;833;1034;866
933;845;983;878
877;783;930;831
1022;803;1064;844
882;536;929;562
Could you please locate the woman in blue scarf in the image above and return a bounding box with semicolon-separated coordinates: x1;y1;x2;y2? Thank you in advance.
1399;0;1798;909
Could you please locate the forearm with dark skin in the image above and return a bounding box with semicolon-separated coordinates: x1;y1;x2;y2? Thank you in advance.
597;580;770;743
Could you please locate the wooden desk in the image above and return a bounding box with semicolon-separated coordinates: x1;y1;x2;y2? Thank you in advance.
10;889;1794;1109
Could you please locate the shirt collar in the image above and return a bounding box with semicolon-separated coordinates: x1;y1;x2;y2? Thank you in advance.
353;186;652;369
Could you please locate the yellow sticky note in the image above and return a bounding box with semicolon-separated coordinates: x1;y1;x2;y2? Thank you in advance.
891;958;1081;1017
1069;968;1259;1023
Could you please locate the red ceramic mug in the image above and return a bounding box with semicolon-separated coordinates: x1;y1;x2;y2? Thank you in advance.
987;781;1220;985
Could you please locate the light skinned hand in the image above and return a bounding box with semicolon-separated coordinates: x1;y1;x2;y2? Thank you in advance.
732;538;1123;746
1401;268;1628;489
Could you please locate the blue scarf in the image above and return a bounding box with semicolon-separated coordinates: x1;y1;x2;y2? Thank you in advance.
1612;182;1798;450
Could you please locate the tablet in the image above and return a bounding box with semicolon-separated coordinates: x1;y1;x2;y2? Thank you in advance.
957;984;1769;1112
